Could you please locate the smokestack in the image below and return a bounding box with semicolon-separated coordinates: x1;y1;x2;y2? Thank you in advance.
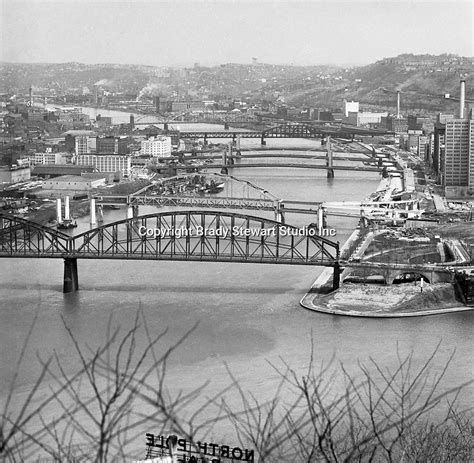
64;196;70;221
396;91;401;119
56;198;62;223
460;79;466;119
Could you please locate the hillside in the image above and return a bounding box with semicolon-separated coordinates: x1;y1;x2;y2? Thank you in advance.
1;54;472;112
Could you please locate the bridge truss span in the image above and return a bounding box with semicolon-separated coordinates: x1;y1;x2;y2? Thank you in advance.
71;211;340;266
0;214;71;257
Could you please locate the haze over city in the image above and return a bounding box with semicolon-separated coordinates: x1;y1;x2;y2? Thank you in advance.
1;0;472;66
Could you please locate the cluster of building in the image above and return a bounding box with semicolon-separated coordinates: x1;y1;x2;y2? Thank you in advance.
1;77;472;200
0;98;175;197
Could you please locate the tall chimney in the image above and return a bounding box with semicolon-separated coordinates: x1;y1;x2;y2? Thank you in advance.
460;79;466;119
396;91;401;119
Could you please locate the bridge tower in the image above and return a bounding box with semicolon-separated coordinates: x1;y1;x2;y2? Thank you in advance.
317;207;328;232
235;135;242;158
221;145;230;174
326;136;334;179
274;201;285;223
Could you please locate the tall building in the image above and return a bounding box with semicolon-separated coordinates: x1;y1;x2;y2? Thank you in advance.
74;136;96;155
343;100;359;117
141;136;172;158
96;136;128;154
443;114;474;198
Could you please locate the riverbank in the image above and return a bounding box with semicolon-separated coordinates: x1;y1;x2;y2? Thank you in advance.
300;281;473;317
300;170;474;317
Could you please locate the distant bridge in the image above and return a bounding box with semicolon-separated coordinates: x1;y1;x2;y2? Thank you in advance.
134;122;394;143
0;211;341;293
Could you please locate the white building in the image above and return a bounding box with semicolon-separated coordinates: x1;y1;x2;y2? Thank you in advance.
76;154;132;178
141;136;172;158
42;175;105;192
343;100;359;117
34;151;69;165
357;112;388;126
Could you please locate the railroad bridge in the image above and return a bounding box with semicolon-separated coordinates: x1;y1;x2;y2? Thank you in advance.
0;211;341;293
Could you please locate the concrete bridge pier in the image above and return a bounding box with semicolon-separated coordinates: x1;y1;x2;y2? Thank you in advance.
332;262;341;290
224;122;230;130
63;257;79;293
97;204;104;223
164;122;169;132
127;205;139;221
260;134;266;146
90;198;97;226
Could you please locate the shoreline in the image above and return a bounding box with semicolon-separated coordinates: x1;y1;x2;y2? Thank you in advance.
300;170;473;317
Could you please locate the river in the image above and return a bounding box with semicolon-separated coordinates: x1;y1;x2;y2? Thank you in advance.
0;110;472;458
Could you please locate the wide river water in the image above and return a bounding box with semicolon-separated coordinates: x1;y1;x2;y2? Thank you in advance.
1;108;472;458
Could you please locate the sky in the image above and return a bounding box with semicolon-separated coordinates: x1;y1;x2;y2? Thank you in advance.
1;0;472;66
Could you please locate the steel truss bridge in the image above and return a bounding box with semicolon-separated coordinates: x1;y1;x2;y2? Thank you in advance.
0;211;341;293
177;122;392;141
133;122;393;141
96;173;413;221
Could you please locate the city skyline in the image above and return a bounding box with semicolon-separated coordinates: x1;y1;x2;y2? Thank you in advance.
1;0;472;67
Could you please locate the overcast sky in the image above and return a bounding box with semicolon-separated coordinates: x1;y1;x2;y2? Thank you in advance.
1;0;472;66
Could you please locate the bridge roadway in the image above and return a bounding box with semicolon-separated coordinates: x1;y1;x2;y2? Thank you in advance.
166;153;374;162
166;163;384;173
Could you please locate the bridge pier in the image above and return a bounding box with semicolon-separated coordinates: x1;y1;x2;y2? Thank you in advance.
127;205;139;221
224;122;229;130
260;134;266;146
332;262;341;291
164;122;169;132
63;257;79;293
90;198;97;227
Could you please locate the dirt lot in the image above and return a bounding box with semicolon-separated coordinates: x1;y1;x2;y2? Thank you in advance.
317;282;461;315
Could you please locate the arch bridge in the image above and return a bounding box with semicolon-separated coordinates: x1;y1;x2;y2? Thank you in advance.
0;211;340;293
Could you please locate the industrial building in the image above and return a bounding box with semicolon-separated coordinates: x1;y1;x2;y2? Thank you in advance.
42;175;106;192
34;151;70;165
76;154;132;178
